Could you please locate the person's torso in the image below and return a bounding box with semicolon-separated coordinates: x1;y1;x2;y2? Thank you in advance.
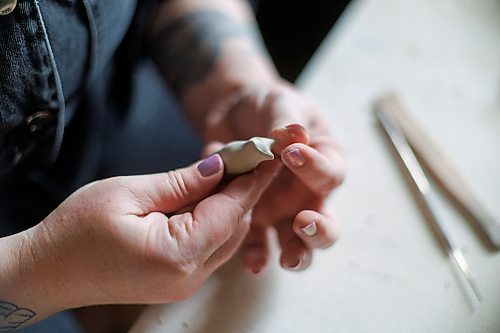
0;0;138;176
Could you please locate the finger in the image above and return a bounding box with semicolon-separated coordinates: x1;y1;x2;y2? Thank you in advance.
126;154;224;214
241;224;269;274
292;209;339;249
275;219;312;271
263;87;308;130
281;143;346;197
191;159;281;260
270;124;309;155
203;211;252;271
202;141;225;158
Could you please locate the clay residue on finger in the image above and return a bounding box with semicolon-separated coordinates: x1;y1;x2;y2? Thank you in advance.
270;124;309;155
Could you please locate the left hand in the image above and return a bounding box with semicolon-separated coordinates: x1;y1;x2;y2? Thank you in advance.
203;80;346;273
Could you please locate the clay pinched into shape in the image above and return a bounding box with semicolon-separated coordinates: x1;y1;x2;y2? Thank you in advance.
217;137;275;175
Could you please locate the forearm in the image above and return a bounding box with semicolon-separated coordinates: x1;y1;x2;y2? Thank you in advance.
1;230;42;330
148;0;280;137
0;224;77;330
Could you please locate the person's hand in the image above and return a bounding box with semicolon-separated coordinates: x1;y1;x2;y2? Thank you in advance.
203;80;346;273
15;154;280;317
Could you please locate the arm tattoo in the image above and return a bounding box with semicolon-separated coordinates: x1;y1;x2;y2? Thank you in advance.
149;10;264;95
0;301;36;332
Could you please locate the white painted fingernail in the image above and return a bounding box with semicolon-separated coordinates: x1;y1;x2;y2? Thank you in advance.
301;222;317;236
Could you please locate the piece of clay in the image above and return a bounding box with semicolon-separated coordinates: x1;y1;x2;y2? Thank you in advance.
216;137;275;175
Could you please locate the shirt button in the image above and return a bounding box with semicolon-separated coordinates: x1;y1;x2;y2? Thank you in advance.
26;110;54;132
0;0;17;15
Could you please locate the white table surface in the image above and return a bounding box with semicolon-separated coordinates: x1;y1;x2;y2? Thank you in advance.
131;0;500;332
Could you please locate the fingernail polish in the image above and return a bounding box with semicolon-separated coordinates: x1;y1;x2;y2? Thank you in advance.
285;148;305;167
301;222;317;236
198;154;222;177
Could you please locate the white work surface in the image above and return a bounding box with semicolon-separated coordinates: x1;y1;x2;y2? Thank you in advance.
131;0;500;332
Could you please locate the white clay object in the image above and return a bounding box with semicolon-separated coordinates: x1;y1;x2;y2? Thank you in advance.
216;137;275;175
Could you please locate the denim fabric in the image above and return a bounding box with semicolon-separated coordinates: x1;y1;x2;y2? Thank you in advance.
1;1;199;331
0;0;140;175
0;0;64;175
81;0;137;82
0;0;136;232
0;1;233;331
0;0;201;236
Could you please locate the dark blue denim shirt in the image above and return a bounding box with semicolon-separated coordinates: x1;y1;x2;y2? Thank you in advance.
0;0;144;175
0;0;175;235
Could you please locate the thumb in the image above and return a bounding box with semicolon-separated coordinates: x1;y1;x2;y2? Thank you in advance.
189;159;282;261
127;154;224;214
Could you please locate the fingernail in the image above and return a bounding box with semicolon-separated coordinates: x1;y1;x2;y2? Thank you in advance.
285;148;305;167
301;222;317;236
198;154;222;177
285;124;306;133
284;258;302;271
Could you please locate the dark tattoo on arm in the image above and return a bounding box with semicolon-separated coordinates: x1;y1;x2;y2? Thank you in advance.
0;301;36;332
149;10;264;95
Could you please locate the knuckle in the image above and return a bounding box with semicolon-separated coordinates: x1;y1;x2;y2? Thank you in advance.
319;238;335;249
165;170;190;202
319;231;339;249
318;175;343;196
317;179;336;197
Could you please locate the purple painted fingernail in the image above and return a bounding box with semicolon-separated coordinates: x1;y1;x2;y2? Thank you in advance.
198;154;222;177
285;148;305;167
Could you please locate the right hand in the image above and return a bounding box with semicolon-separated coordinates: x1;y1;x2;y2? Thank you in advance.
12;154;279;317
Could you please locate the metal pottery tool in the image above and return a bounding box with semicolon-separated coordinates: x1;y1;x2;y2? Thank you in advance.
374;95;487;303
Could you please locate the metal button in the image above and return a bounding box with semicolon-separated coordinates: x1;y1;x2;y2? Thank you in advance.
0;0;17;15
7;110;57;166
26;111;54;132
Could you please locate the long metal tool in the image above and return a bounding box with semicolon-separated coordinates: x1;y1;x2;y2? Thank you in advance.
375;104;483;304
374;95;500;249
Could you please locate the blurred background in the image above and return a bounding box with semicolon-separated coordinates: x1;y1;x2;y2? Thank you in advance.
133;0;500;332
252;0;351;82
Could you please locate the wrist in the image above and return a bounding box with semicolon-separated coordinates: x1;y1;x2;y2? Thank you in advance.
147;0;286;139
0;228;62;326
0;218;88;323
180;53;281;137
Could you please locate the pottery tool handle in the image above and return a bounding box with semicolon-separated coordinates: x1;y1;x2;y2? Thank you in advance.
375;104;483;304
374;94;500;249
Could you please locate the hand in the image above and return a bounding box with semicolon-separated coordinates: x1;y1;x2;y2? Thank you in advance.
13;154;280;318
203;80;346;273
